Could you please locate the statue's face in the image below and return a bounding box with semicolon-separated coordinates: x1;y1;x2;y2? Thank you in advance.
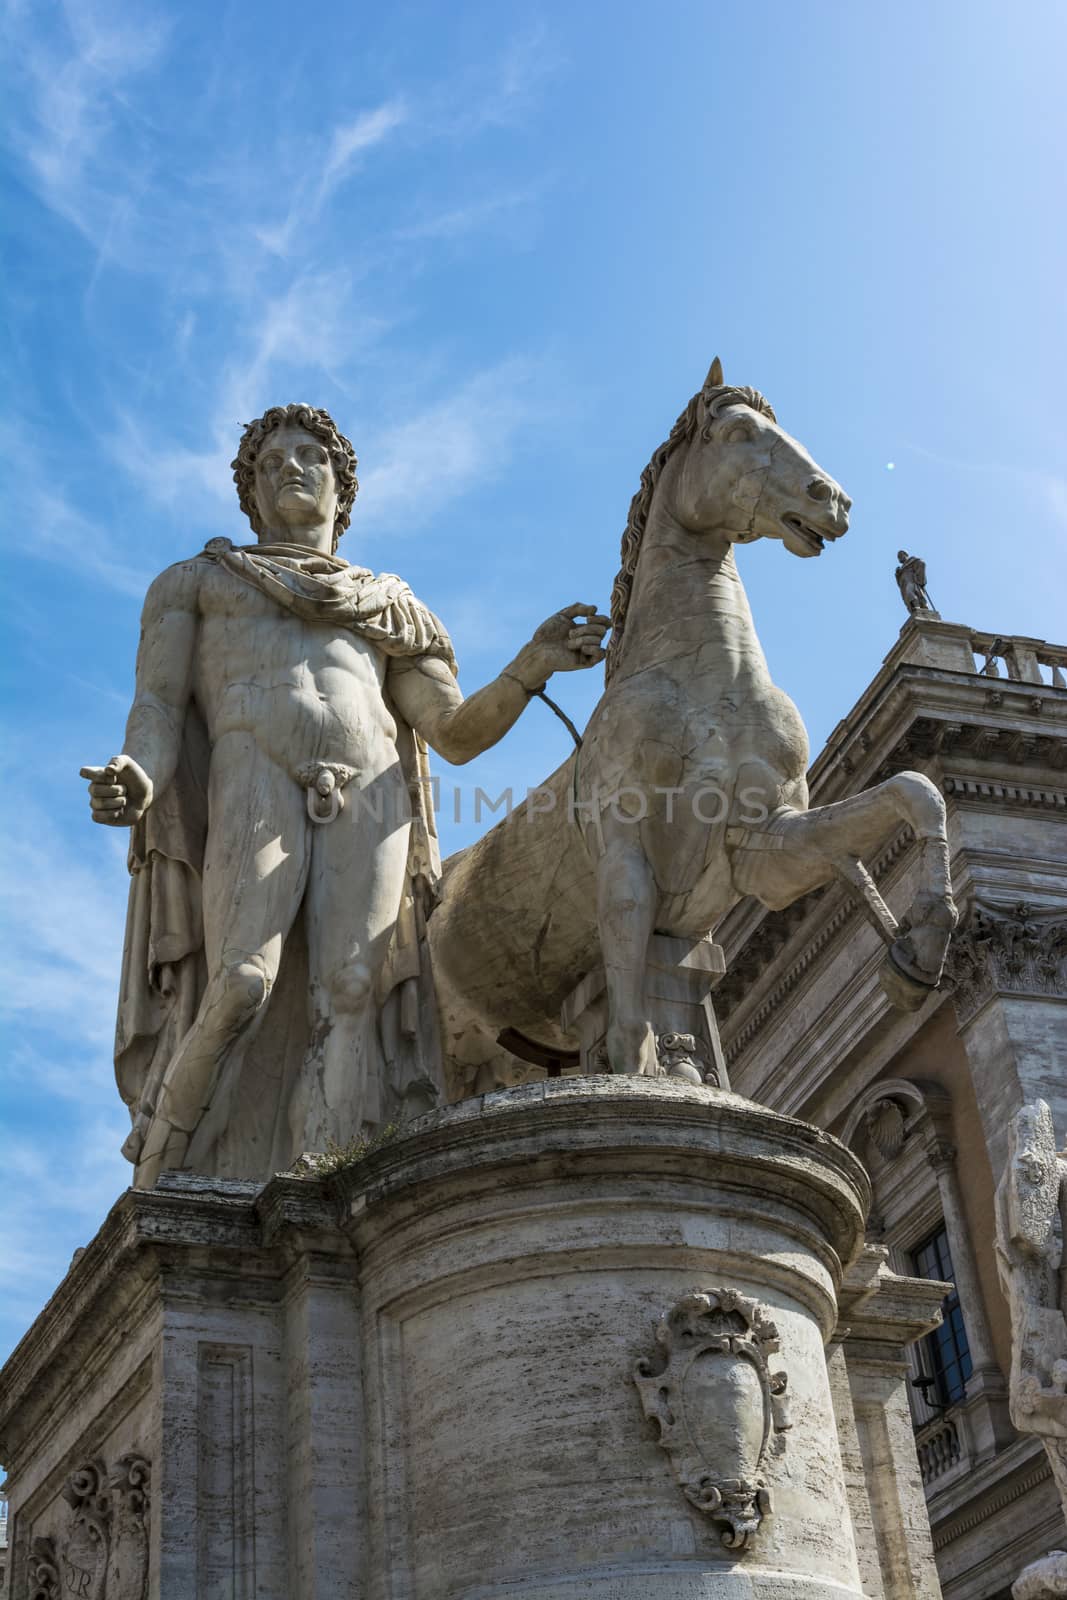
253;424;338;534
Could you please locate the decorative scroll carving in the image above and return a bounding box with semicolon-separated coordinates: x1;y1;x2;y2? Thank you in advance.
633;1288;790;1550
29;1537;60;1600
944;901;1067;1024
30;1453;151;1600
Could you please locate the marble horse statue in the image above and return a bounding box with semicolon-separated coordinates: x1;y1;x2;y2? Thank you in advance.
429;360;958;1078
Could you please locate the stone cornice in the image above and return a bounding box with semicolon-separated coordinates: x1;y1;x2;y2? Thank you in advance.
807;619;1067;808
927;1439;1051;1545
337;1079;870;1311
714;633;1067;1053
834;1243;947;1351
943;775;1067;812
0;1173;349;1467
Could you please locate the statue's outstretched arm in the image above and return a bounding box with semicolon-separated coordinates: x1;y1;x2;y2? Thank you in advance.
389;602;609;766
81;562;199;826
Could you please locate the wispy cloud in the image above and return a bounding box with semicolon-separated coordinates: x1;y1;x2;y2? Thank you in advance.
901;440;1067;539
0;817;126;1047
5;0;170;255
256;100;407;257
438;26;563;138
0;1115;131;1350
321;101;407;199
0;419;153;596
106;269;396;530
355;359;545;535
396;188;536;243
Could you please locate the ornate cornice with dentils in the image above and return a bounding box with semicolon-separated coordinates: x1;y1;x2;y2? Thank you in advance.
930;1458;1052;1547
806;658;1066;810
716;691;1066;1052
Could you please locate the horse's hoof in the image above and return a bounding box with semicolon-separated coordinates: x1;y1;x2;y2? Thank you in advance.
667;1061;704;1086
879;948;936;1012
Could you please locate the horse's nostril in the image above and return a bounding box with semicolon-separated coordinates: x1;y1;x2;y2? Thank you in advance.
807;478;832;502
841;496;852;514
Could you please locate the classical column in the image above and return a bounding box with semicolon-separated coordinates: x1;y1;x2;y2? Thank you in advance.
833;1245;946;1600
946;901;1067;1176
920;1132;1014;1458
921;1135;999;1379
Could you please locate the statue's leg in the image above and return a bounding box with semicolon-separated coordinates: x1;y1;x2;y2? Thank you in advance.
136;735;309;1187
290;766;412;1155
596;827;659;1076
730;771;957;1009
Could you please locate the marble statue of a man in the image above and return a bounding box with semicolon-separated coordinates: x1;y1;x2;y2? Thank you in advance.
894;549;937;615
82;404;609;1188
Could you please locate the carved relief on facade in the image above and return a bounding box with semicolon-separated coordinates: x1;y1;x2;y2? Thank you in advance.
28;1454;150;1600
633;1288;790;1550
29;1537;60;1600
864;1097;908;1162
944;900;1067;1024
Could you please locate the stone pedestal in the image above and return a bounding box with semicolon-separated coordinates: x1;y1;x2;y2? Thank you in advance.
560;936;729;1087
1;1080;878;1600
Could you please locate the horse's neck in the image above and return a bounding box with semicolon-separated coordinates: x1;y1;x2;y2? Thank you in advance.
615;503;771;684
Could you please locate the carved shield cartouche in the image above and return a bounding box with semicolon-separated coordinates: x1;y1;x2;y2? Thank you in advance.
633;1288;790;1550
27;1453;150;1600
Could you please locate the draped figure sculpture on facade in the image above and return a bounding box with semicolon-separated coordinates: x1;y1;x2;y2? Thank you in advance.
995;1101;1067;1600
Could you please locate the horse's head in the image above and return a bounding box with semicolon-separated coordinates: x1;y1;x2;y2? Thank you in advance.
673;358;851;558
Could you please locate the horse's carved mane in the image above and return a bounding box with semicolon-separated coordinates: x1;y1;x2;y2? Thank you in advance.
604;383;776;682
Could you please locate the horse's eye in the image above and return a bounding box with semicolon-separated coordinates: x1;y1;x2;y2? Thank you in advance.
722;422;753;444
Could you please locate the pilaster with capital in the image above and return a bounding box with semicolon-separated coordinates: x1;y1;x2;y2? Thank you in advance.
944;901;1067;1179
906;1113;1016;1463
920;1129;1001;1386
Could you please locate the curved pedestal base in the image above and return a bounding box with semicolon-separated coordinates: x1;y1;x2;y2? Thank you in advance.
1;1078;888;1600
343;1077;870;1600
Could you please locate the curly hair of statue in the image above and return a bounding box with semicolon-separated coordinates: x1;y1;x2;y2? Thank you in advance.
231;403;359;552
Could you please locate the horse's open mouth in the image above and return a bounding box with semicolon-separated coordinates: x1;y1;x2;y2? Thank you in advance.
782;514;833;554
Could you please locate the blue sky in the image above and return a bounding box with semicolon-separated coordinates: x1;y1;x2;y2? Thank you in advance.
2;0;1065;1364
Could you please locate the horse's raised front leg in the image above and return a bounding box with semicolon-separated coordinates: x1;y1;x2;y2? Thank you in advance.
729;770;957;1010
596;834;659;1075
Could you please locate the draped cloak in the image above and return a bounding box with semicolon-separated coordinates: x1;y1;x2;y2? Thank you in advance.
114;539;456;1178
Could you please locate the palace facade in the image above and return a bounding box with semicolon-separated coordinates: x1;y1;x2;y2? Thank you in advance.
714;610;1067;1600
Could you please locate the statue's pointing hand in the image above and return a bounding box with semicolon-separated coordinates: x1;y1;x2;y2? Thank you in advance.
80;755;154;827
525;603;611;677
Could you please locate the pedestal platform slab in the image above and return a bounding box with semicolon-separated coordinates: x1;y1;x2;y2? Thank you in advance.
1;1080;873;1600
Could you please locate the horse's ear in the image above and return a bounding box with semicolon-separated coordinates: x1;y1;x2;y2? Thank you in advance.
705;356;724;390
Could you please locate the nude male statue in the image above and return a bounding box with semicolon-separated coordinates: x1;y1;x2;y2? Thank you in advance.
83;404;609;1188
